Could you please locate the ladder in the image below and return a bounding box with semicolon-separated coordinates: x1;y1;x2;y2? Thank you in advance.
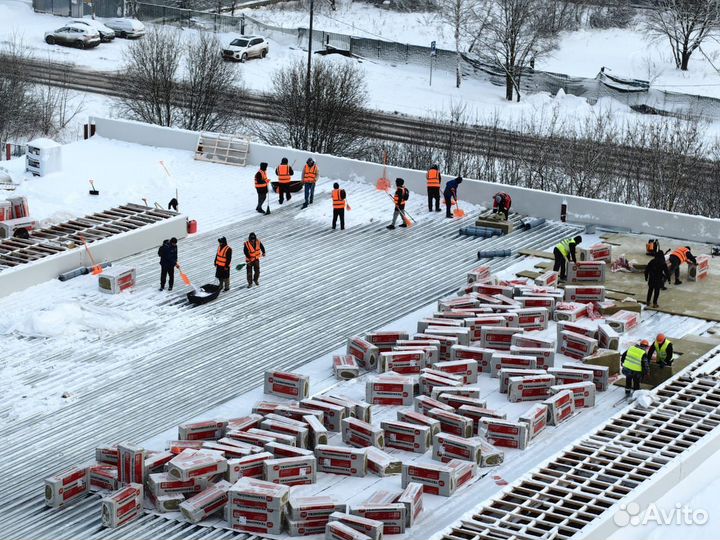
194;132;249;167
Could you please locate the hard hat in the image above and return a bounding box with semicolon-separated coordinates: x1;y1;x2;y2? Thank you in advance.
657;333;666;343
640;339;650;347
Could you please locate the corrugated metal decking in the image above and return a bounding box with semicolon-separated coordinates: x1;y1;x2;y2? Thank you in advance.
1;207;580;540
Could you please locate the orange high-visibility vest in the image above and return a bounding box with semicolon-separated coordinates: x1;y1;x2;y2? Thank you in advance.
394;187;408;208
332;189;346;209
672;247;689;263
277;164;291;183
427;169;441;188
255;169;269;189
216;245;230;268
303;164;318;183
244;240;262;263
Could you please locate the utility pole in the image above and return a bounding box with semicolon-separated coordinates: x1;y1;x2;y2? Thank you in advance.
305;0;314;149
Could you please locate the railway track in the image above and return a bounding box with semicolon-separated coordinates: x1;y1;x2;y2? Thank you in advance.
12;57;720;184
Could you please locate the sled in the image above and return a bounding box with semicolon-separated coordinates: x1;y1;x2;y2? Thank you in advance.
187;283;221;305
270;181;303;194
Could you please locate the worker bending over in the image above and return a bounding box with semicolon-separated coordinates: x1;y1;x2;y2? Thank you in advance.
243;232;265;288
621;339;650;396
443;176;462;218
668;246;697;285
648;333;673;367
426;164;441;212
553;235;582;281
492;192;512;221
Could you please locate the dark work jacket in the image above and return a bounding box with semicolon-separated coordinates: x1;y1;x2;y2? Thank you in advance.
444;179;460;198
158;241;177;269
645;254;670;287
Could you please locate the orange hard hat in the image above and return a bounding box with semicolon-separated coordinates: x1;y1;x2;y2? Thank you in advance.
657;333;666;343
640;339;650;347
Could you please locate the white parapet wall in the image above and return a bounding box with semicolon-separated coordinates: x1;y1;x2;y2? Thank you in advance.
90;117;720;243
0;215;188;298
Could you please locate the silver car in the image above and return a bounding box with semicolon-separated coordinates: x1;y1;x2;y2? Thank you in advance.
44;24;102;48
71;19;116;42
222;35;269;62
103;18;146;39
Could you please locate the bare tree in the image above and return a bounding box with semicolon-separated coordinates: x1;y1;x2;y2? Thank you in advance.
644;0;717;71
118;28;181;126
180;32;242;132
475;0;557;101
33;73;85;138
0;37;37;145
255;58;368;157
434;0;488;87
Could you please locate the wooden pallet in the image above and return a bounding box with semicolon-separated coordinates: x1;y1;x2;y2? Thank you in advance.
194;133;249;167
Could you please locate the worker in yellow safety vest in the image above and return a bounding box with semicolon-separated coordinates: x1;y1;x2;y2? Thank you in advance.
553;235;582;281
621;339;650;396
648;333;674;367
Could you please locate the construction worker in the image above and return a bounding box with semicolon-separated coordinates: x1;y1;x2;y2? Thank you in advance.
255;162;270;214
426;164;441;212
644;250;670;308
243;232;265;288
667;246;697;285
443;176;462;218
215;236;232;292
275;157;294;205
331;182;347;230
492;192;512;221
648;333;674;367
157;237;178;291
621;339;650;396
387;178;410;230
301;158;318;209
553;235;582;281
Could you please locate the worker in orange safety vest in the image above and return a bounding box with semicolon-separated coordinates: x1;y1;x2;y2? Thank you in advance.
426;164;441;212
667;246;697;285
275;157;294;205
254;162;270;214
243;232;266;288
214;236;232;292
331;182;347;230
301;158;319;209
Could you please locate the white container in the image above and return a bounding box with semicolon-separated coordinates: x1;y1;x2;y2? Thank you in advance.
98;266;136;294
26;138;62;176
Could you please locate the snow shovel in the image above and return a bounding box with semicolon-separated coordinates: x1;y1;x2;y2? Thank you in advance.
453;200;466;218
235;263;246;271
80;236;103;275
376;151;391;191
385;193;414;227
88;179;99;196
177;265;192;286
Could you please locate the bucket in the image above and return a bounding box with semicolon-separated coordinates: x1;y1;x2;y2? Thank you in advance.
187;220;198;234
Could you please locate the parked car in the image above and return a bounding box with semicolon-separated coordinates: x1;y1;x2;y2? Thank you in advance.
71;19;116;42
103;18;146;39
222;35;269;62
44;24;101;48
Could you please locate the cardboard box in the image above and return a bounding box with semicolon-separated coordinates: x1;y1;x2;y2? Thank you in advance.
264;412;312;429
511;333;554;349
226;414;264;432
433;433;484;464
472;283;513;298
118;443;144;485
365;447;401;477
414;395;454;415
543;390;576;426
167;449;227;481
414;332;458;361
226;452;273;482
401;462;455;497
179;480;231;523
272;406;326;425
689;254;711;281
261;419;309;448
490;353;538;377
447;459;477;490
265;442;314;459
430;385;481;400
381;420;432;453
578;243;612;263
554;302;589;322
363;490;402;506
89;464;119;492
101;483;142;528
512;308;549;331
394;344;440;364
438;296;480;312
167;440;204;454
334;355;361;380
228;506;285;535
467;265;492;283
480;326;523;350
564;285;606;303
304;415;329;449
202;441;257;459
228;477;289;511
365;331;410;351
567;261;606;283
477;439;505;467
550;381;596;408
342;418;384;449
425;326;471;347
507;374;556;403
366;376;414;406
178;420;227;441
534;270;559;287
317;395;372;423
516;296;556;314
252;401;282;415
217;438;263;455
478;418;529;450
326;521;374;540
95;444;118;465
347;336;380;370
397;482;423;527
379;350;427;375
456;405;507;435
264;371;309;399
287;517;331;536
583;349;621;376
426;407;473;437
396;410;441;435
300;399;348;432
147;472;207;497
463;316;509;341
558;330;598;360
605;310;641;333
597;324;620;350
566;362;610;391
248;428;297;447
417;317;464;333
289;496;346;521
226;430;287;448
498;368;547;393
556;321;597;340
44;465;90;507
421;367;463;381
263;456;317;486
144;451;174;475
148;492;184;513
432;359;479;383
518;403;548;441
436;394;487;410
328;512;383;540
419;372;462;396
547;367;594;385
510;346;555;370
350;504;406;535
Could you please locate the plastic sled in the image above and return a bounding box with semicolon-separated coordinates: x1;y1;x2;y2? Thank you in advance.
271;181;303;194
187;283;221;305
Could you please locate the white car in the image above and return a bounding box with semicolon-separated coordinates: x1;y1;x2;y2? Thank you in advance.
103;18;146;39
71;18;115;41
222;35;269;62
44;24;101;48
